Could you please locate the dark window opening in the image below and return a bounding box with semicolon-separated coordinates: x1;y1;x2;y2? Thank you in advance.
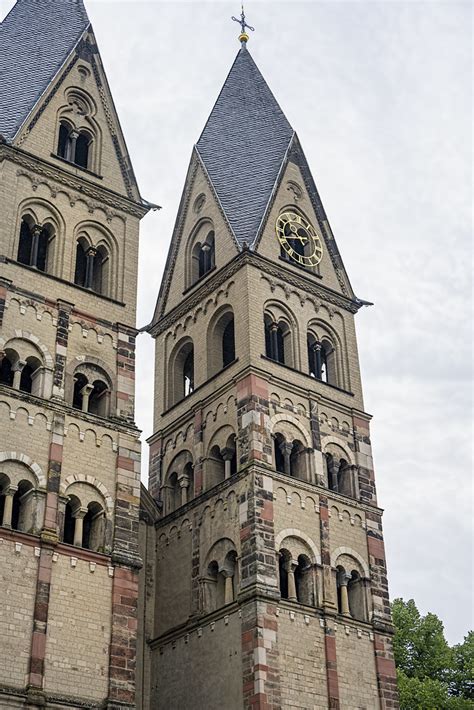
88;380;108;417
75;133;90;169
0;357;13;387
58;122;70;159
183;350;194;397
274;435;286;474
73;373;88;410
18;220;32;265
222;318;235;367
19;363;33;393
63;502;75;545
279;554;289;599
264;318;286;364
74;241;88;287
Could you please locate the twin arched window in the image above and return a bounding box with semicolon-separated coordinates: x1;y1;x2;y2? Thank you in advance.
74;238;110;295
273;433;308;481
0;347;44;397
17;217;54;273
191;230;215;286
325;453;358;498
279;549;314;606
336;565;367;621
63;496;106;552
57;120;92;170
308;333;336;384
264;314;292;366
72;366;111;418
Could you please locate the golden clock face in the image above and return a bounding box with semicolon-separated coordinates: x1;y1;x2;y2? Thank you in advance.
276;211;323;267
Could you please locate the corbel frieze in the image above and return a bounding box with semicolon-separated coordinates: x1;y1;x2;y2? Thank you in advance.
151;252;358;337
0;147;145;217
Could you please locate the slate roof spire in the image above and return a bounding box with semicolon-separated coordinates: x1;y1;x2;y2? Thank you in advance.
0;0;90;142
196;45;294;249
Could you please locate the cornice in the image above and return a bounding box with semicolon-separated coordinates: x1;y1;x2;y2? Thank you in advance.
0;144;148;219
149;250;360;336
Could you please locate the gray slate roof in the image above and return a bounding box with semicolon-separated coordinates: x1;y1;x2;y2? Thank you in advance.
0;0;90;142
196;46;294;249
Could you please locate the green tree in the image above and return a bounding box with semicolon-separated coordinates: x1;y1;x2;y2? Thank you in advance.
392;599;473;710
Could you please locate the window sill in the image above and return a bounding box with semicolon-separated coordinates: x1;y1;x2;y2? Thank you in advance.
260;354;354;397
6;258;126;306
278;255;323;278
162;358;239;416
182;265;217;296
50;153;103;179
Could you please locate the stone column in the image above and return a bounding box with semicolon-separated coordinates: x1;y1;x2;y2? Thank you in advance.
30;224;42;268
328;457;339;492
270;322;279;360
338;572;352;616
12;360;26;390
2;485;18;528
85;247;97;289
201;243;211;273
280;441;293;476
221;447;235;479
178;473;190;507
68;129;79;162
80;383;94;412
73;508;87;547
223;571;234;605
287;560;298;601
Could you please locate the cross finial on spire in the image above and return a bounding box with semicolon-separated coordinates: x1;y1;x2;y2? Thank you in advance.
231;3;255;45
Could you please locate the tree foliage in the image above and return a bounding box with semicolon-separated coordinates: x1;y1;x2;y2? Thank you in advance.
392;599;473;710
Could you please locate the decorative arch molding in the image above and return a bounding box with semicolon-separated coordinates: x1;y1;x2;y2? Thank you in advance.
269;412;312;448
0;452;46;488
67;355;115;387
60;474;113;514
0;331;54;368
263;298;299;330
331;546;370;578
322;436;354;465
275;528;321;565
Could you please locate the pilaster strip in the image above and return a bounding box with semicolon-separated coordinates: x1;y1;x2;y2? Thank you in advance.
53;299;73;399
115;324;136;422
28;413;65;690
373;633;399;709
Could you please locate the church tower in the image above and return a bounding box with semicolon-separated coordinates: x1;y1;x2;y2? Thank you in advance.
0;1;151;708
143;28;399;710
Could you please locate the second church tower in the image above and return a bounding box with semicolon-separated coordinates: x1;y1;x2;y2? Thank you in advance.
141;34;399;710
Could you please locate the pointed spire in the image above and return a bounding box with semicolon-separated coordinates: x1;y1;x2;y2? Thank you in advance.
196;48;294;248
0;0;90;141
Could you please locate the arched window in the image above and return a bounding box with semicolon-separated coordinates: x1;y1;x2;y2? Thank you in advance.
222;318;235;368
207;309;236;377
273;435;307;480
191;230;215;284
325;453;357;498
308;332;337;385
163;452;194;514
17;218;53;272
74;239;109;295
72;368;111;417
168;340;195;406
264;314;293;366
19;356;41;395
336;565;367;621
204;549;237;611
1;349;42;396
57;121;92;169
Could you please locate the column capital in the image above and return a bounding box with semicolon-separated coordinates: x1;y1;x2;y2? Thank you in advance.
338;571;352;587
221;446;235;462
31;223;43;237
177;472;190;488
12;359;26;372
279;440;293;456
80;383;94;397
73;507;88;520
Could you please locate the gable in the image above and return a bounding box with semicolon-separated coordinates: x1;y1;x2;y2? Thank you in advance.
253;135;356;301
10;29;141;202
151;150;240;323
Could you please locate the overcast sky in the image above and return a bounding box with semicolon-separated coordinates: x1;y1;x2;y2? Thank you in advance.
3;0;471;645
